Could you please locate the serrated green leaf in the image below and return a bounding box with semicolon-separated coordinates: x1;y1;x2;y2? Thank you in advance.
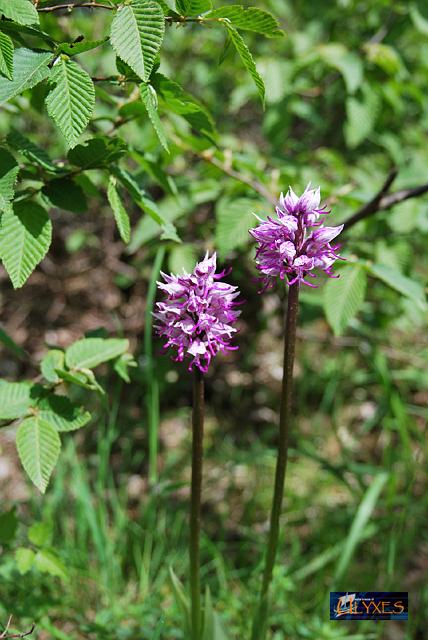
107;175;131;243
225;24;265;105
7;129;58;172
176;0;211;14
216;197;264;258
153;72;216;138
323;264;367;336
68;136;127;169
318;43;363;94
206;5;283;38
65;337;129;370
0;0;39;26
0;201;52;289
45;58;95;148
16;416;61;493
0;48;51;106
41;350;65;383
38;395;91;432
57;38;108;56
0;148;19;212
0;30;13;80
0;21;55;46
0;380;33;420
110;0;165;83
34;549;67;580
15;547;35;574
369;263;427;310
140;83;169;152
42;177;87;213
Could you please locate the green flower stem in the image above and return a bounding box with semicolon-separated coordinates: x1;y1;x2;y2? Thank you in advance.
190;369;205;640
251;283;300;640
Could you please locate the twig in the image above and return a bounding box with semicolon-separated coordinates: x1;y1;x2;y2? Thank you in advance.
0;618;35;639
340;168;428;232
37;2;113;11
342;168;398;231
199;150;277;205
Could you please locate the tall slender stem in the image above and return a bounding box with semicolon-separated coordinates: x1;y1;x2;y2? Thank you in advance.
251;283;300;640
190;369;205;640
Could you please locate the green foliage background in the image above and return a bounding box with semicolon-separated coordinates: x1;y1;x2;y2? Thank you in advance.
0;0;427;638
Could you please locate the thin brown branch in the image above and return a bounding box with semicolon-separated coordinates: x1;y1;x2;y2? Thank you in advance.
199;150;277;205
339;166;428;233
37;2;114;11
0;619;35;639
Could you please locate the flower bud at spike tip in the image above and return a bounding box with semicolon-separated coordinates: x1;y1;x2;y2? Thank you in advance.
250;184;344;288
154;252;241;373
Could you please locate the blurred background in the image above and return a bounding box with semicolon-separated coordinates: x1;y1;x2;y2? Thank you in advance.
0;1;427;638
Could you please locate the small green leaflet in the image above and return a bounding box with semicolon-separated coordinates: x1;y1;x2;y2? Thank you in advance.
7;129;58;173
344;87;380;148
0;149;19;212
16;547;35;574
215;197;265;258
206;5;283;38
323;263;367;336
224;24;265;105
0;30;13;80
318;43;363;94
0;0;39;26
140;83;169;152
0;381;33;420
0;48;52;106
68;136;127;169
57;38;108;57
45;58;95;148
41;349;65;383
176;0;212;14
0;201;52;289
152;72;216;138
107;176;131;243
169;243;197;274
34;548;68;580
28;520;53;546
16;416;61;493
42;177;88;213
65;337;129;370
37;395;91;433
110;0;165;83
369;263;427;310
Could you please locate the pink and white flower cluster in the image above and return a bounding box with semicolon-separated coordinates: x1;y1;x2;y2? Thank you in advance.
250;185;343;287
154;253;240;373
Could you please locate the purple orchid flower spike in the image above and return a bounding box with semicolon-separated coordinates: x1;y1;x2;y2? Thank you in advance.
154;252;241;373
155;251;241;638
250;184;343;288
250;186;345;640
